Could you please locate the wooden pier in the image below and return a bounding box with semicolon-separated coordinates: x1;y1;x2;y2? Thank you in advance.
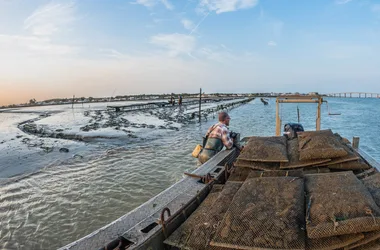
107;98;238;112
326;92;380;98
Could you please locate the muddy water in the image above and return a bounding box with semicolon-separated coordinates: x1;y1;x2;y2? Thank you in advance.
1;97;380;249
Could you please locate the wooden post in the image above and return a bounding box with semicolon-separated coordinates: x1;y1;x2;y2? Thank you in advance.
297;106;300;123
316;97;322;131
72;95;75;109
352;136;360;149
275;98;281;136
199;88;202;122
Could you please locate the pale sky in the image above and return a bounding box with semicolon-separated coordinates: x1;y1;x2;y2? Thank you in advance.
1;0;380;105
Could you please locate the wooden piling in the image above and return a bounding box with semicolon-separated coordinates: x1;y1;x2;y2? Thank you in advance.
199;88;202;123
352;137;360;149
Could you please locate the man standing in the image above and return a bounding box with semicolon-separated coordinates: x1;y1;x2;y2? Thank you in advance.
198;112;235;164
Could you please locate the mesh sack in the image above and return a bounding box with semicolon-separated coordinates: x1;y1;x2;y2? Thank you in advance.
228;167;252;182
164;190;220;249
315;142;359;167
327;158;370;171
211;177;305;249
210;184;225;193
298;130;348;161
238;136;289;163
345;230;380;249
280;138;331;169
303;167;330;175
362;173;380;206
164;182;242;250
356;168;377;180
347;238;380;250
247;169;304;178
306;233;364;250
333;133;351;145
305;172;380;239
234;160;280;170
298;129;334;138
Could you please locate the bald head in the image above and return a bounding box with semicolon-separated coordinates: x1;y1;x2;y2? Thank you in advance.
218;112;230;126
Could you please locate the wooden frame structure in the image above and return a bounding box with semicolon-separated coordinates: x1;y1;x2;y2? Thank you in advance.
276;95;324;136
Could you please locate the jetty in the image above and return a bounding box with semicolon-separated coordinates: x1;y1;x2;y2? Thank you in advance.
106;98;237;112
326;92;380;98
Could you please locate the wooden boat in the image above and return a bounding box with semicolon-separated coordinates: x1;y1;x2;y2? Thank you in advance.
60;95;380;250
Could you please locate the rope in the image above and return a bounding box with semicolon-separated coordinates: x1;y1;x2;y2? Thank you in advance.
365;207;377;225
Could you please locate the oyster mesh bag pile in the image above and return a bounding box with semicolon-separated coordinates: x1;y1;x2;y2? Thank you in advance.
164;131;380;249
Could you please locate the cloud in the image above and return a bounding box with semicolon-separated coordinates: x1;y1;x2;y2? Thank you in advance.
198;0;259;14
268;41;277;46
197;45;239;63
132;0;174;10
181;19;195;31
24;1;76;36
99;49;129;59
0;34;78;56
335;0;353;4
161;0;174;10
0;1;78;59
189;12;210;35
132;0;156;7
150;33;196;57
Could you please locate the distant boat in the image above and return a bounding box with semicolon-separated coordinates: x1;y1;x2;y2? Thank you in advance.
328;112;341;115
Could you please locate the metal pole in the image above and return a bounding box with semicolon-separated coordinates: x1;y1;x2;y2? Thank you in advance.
199;88;202;122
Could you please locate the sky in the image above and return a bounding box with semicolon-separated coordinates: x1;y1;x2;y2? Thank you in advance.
1;0;380;105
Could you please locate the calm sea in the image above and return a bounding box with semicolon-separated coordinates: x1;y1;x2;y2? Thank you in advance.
0;97;379;249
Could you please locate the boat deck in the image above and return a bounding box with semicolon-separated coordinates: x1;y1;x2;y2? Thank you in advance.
60;131;380;250
163;131;380;250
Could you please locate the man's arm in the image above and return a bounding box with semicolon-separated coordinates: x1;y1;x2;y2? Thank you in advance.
221;127;233;149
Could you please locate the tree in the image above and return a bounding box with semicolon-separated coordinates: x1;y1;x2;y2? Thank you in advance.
29;98;36;104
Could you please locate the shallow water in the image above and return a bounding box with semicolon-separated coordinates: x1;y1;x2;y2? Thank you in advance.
0;97;379;249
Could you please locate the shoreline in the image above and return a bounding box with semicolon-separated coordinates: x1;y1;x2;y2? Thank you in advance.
0;98;254;180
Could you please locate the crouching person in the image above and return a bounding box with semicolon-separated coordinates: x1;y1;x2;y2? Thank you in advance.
198;112;236;164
